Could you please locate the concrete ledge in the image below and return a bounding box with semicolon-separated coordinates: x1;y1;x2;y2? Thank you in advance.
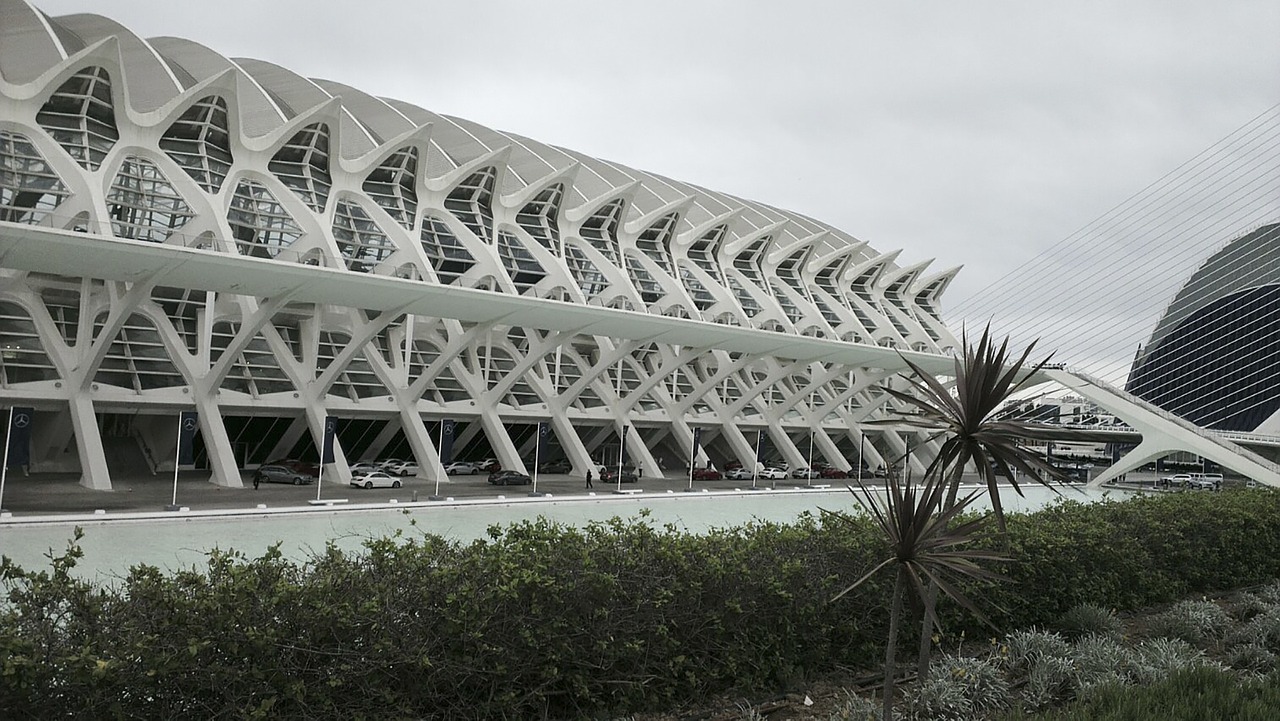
612;488;643;495
308;498;349;506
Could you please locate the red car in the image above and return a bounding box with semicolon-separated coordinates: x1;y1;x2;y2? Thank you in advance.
692;467;722;480
819;467;849;479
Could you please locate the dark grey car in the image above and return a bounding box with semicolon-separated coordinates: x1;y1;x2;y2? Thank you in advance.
253;464;313;485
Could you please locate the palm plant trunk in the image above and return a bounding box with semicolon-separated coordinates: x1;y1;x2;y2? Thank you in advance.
884;565;907;721
915;461;967;679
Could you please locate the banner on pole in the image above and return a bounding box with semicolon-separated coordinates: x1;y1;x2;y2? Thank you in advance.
321;416;337;464
439;419;456;466
177;411;198;466
755;429;766;461
7;406;33;468
692;427;703;458
536;421;551;460
620;425;629;464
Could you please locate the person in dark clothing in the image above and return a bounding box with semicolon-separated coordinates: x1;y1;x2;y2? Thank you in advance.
253;473;260;490
585;469;593;489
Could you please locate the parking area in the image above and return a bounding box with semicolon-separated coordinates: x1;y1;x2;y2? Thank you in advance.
0;468;851;517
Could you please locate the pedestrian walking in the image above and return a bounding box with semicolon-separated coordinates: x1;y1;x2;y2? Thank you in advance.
253;472;260;490
585;468;593;489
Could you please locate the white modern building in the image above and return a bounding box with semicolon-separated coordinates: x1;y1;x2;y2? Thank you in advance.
0;1;980;491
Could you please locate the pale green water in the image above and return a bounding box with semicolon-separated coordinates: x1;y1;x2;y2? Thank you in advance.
1;485;1124;582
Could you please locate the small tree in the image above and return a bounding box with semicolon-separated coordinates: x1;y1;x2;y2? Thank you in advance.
828;475;1008;721
876;325;1078;677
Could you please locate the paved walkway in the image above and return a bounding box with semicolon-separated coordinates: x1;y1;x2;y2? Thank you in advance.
0;469;846;517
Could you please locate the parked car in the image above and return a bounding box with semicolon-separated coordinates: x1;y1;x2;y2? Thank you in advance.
819;467;849;479
725;467;754;480
760;467;789;481
253;464;313;485
478;458;502;472
266;458;320;478
600;466;639;483
791;467;819;479
350;471;401;489
691;467;722;480
1161;473;1194;488
724;460;744;471
445;461;480;475
382;460;420;477
487;470;531;486
538;458;572;474
349;461;380;475
375;458;406;472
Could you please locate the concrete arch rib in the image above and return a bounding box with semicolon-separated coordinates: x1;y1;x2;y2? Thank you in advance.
0;0;68;85
310;78;415;146
149;38;288;138
49;13;184;112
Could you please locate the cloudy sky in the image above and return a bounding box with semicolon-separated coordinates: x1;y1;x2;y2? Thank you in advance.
33;0;1280;372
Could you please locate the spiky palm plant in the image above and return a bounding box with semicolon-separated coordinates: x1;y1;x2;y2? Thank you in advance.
882;325;1074;527
828;474;1008;721
876;324;1079;679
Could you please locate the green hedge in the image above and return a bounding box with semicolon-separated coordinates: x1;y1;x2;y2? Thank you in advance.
3;489;1280;719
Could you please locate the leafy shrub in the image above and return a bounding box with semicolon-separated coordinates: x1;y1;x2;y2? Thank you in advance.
5;490;1280;718
1226;608;1280;653
1058;603;1124;640
1069;634;1134;692
1129;637;1211;685
827;690;884;721
1231;591;1273;621
1146;599;1231;647
1003;629;1071;676
1226;643;1276;673
998;665;1280;721
1022;654;1076;711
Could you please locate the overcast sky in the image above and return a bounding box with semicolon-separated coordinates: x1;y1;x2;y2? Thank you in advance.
34;0;1280;359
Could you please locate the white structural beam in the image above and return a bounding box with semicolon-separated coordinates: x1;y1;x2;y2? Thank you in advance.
0;225;957;375
1045;369;1280;488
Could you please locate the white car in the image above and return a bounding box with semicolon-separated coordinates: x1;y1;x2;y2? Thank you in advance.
350;471;401;489
725;467;754;480
791;467;818;479
445;461;480;475
375;458;406;472
383;460;420;477
349;461;380;475
760;467;788;480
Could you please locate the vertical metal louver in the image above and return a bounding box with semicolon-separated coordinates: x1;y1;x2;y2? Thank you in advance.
269;123;331;212
419;214;475;284
332;198;395;273
362;147;418;230
445;167;496;243
106;157;194;243
36;67;118;171
636;212;678;275
578;199;624;263
228;179;303;259
516;183;562;253
496;229;545;293
0;131;68;224
159;96;233;193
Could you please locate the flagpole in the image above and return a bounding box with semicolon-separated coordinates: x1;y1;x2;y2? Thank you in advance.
688;428;695;491
531;423;541;496
616;424;625;493
0;407;12;513
858;432;864;485
435;421;443;498
752;429;761;490
171;414;182;507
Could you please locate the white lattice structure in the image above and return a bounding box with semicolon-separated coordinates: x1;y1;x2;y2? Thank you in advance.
0;1;963;490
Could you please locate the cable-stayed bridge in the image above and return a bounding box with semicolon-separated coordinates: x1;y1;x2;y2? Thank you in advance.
950;103;1280;486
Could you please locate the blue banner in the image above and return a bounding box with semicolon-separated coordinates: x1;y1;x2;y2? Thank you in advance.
439;419;455;466
755;429;766;461
6;406;32;468
177;411;198;465
321;415;337;464
691;427;703;459
619;425;629;465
